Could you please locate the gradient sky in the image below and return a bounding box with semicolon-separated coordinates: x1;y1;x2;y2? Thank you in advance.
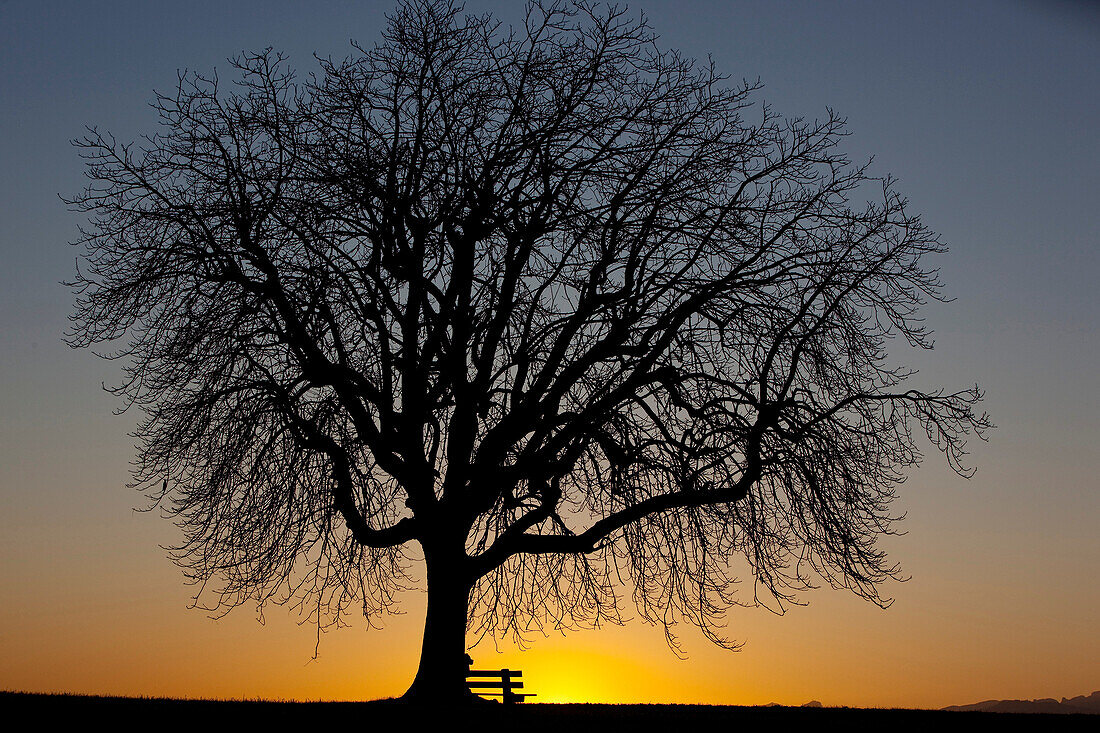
1;0;1097;708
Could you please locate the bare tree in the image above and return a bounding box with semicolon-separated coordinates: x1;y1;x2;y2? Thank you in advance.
67;0;989;701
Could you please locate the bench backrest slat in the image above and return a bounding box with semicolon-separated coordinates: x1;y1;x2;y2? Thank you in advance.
468;677;523;686
466;667;531;704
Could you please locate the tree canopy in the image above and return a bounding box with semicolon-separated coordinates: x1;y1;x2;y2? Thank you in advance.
67;0;989;698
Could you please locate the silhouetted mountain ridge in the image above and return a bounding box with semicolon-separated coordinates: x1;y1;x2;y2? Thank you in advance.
942;690;1100;714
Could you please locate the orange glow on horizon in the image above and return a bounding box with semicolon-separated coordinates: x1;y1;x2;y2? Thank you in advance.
2;483;1098;710
1;573;1098;709
1;519;1098;711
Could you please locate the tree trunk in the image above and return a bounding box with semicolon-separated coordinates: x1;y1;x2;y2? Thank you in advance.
401;548;476;702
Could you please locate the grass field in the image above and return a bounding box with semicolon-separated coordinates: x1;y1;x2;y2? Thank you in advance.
2;692;1095;729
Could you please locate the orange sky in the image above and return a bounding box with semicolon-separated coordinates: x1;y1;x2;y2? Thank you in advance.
1;455;1096;708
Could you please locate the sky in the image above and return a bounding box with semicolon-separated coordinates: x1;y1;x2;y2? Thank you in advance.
1;0;1097;709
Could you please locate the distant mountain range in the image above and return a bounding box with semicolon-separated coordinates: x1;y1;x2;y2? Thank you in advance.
942;690;1100;715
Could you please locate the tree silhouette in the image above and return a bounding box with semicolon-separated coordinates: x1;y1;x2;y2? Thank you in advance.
67;0;989;701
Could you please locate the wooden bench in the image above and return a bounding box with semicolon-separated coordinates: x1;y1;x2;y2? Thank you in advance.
466;668;534;704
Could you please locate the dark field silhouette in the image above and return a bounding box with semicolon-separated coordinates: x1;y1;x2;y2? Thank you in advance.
3;693;1096;729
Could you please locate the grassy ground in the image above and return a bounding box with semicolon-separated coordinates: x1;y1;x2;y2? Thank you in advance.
2;691;1094;729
